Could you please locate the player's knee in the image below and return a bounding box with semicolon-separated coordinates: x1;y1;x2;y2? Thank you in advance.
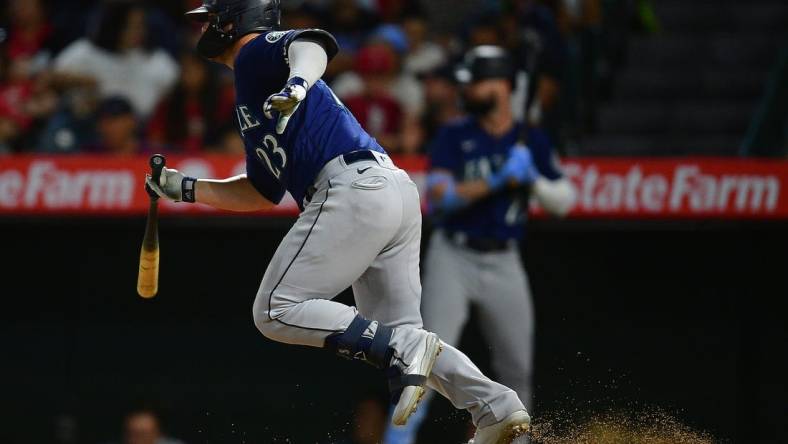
252;292;296;341
255;320;275;341
252;306;282;342
252;295;276;339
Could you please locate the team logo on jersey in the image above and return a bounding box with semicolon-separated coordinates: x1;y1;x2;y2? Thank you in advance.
265;31;288;43
461;140;476;153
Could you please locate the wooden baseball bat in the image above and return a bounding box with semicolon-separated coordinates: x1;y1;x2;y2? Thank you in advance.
137;154;166;299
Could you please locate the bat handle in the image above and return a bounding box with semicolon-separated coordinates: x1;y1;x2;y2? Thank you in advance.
149;154;166;201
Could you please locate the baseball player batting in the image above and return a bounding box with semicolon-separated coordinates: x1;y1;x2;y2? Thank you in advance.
384;46;576;444
145;1;529;442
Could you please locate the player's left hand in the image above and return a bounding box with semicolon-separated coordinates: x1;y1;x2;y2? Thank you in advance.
427;172;466;212
145;167;197;203
264;76;308;135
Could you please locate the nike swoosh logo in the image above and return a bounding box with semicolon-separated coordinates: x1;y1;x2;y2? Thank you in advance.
357;167;373;174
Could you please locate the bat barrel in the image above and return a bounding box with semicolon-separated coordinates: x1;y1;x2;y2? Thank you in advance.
137;246;159;298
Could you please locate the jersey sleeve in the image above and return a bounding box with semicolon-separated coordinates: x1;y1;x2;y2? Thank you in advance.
246;153;287;205
236;29;339;86
428;126;461;174
527;127;563;180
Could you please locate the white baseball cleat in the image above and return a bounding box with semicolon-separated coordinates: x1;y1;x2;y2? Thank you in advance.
390;331;442;426
468;409;531;444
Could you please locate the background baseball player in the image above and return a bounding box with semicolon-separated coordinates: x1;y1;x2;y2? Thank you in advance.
384;46;575;444
145;1;530;442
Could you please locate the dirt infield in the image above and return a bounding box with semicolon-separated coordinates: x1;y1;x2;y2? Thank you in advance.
528;409;715;444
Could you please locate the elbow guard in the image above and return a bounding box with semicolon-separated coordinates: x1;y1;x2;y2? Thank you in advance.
534;177;576;217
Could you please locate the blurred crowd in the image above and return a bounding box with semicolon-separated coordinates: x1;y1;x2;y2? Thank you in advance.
0;0;636;156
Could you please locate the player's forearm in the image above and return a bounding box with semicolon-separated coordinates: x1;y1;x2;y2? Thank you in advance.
455;180;494;202
532;177;575;217
195;175;274;212
429;178;493;213
288;40;328;87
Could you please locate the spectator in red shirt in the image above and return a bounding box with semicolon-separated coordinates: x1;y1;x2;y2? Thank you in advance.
0;0;60;152
343;44;405;153
147;51;233;153
0;45;58;153
0;50;33;149
5;0;54;61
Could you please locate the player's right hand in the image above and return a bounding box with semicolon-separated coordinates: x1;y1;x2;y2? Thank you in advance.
487;145;538;190
145;168;197;203
264;76;309;135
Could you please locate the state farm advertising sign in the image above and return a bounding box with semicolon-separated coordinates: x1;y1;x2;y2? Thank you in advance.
1;155;786;219
560;158;786;219
0;155;426;217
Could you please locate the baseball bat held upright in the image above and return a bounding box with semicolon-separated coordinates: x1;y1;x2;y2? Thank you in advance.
137;154;166;298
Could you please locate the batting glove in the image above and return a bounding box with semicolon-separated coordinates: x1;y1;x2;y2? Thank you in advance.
145;168;198;203
487;144;538;190
264;76;308;135
427;172;466;212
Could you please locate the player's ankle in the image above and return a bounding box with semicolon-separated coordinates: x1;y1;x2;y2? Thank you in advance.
324;315;394;369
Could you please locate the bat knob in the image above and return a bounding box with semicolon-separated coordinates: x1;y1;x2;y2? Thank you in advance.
150;154;166;169
149;154;166;183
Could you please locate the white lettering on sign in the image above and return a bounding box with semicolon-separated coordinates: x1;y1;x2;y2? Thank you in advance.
0;157;784;217
564;163;780;215
641;175;668;211
0;161;134;209
0;170;23;207
671;166;779;212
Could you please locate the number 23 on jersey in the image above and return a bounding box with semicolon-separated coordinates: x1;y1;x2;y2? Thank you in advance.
237;104;288;180
256;134;287;179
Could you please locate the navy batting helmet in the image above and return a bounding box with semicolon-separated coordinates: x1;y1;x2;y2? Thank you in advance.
455;46;515;85
186;0;281;59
